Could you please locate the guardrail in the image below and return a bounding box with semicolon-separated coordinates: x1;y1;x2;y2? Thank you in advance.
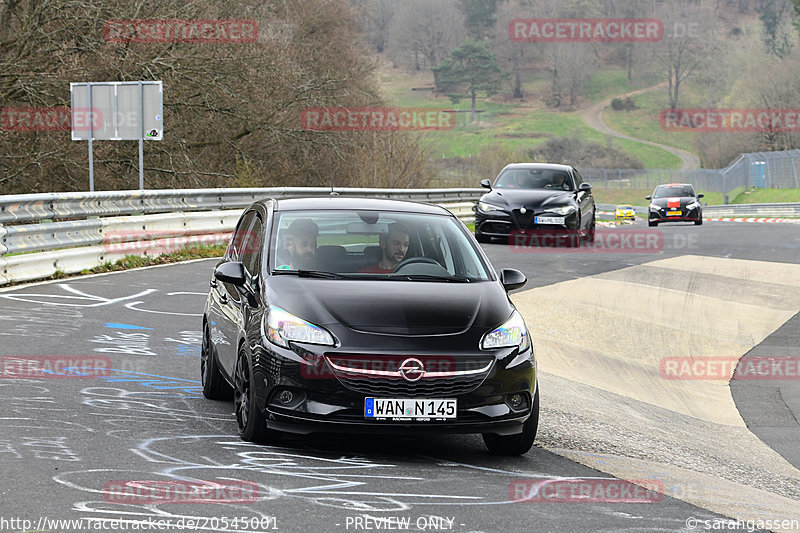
0;188;483;286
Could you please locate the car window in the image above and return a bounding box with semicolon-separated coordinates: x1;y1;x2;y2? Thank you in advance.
654;186;695;198
270;210;491;281
494;168;573;190
240;214;263;277
227;210;256;261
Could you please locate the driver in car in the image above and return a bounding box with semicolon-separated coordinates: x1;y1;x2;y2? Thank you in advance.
545;173;571;190
358;223;410;274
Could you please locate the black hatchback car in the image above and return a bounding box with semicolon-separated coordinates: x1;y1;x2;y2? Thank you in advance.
202;197;539;455
474;163;596;244
646;183;704;226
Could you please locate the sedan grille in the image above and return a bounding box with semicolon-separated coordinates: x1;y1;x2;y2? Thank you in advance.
513;209;535;229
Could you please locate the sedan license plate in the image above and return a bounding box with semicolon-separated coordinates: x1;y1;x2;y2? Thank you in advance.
534;216;565;225
365;398;456;420
667;210;682;216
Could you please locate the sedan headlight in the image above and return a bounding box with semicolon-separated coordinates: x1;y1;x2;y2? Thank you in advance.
481;310;530;351
262;305;335;348
543;205;577;216
478;201;503;212
686;201;701;210
649;204;662;211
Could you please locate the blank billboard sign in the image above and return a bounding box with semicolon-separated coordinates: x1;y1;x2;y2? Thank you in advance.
70;81;163;141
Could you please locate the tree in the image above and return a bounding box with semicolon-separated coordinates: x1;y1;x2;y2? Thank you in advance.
459;0;500;39
433;38;504;123
390;0;462;70
756;0;794;58
0;0;432;194
651;4;720;111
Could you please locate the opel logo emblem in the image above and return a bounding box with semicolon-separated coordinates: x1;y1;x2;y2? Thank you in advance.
520;207;527;214
399;358;425;382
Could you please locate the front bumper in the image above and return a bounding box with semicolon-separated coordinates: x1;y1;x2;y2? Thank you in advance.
475;209;580;237
251;340;537;436
649;207;701;223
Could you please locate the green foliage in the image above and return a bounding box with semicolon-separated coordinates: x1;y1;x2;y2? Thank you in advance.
433;38;503;120
458;0;499;39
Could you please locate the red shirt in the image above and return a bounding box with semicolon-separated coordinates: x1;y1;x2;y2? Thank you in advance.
358;264;393;274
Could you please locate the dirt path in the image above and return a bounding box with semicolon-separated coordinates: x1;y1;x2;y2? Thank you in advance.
582;82;701;170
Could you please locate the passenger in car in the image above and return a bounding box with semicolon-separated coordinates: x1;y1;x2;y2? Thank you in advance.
276;218;318;270
358;223;410;274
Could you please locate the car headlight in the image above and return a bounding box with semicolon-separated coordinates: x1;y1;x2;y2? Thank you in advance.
478;201;503;213
262;305;335;348
481;310;530;351
544;205;577;216
686;201;701;210
649;204;662;211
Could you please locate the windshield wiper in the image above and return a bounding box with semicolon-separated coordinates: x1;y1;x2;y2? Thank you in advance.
273;269;348;279
385;274;471;283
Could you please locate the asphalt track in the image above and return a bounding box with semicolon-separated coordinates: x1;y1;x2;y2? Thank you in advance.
0;218;798;532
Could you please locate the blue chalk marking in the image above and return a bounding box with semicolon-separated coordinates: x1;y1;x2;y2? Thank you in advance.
105;323;153;330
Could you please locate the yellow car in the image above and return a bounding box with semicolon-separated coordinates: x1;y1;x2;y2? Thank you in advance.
615;204;636;220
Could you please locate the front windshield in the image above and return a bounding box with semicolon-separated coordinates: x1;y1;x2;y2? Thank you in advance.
494;168;573;191
269;210;491;281
654;185;695;198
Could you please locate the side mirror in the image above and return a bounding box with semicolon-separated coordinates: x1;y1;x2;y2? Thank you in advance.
214;262;247;286
645;195;652;200
480;179;492;189
579;183;592;191
500;268;527;292
697;193;704;199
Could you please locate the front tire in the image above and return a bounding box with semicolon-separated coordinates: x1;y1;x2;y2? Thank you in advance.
648;220;658;227
235;349;280;444
201;324;233;400
694;217;703;225
483;388;539;456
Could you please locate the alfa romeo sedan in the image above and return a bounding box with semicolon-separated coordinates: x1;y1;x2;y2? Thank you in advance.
473;163;596;245
202;197;539;455
646;183;704;226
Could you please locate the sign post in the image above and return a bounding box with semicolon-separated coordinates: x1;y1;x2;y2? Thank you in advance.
70;81;163;191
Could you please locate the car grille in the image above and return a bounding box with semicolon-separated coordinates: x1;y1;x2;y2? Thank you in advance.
512;209;535;229
324;354;494;397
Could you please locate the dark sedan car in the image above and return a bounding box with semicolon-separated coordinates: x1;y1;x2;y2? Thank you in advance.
202;197;539;455
646;183;704;226
474;163;596;245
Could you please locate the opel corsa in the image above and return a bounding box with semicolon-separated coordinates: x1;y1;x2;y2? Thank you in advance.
202;197;538;455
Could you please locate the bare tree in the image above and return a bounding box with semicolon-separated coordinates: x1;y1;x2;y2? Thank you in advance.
651;3;720;111
390;0;463;70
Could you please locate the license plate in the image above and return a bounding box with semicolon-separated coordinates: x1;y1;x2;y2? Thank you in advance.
534;216;565;225
365;398;457;420
667;210;682;216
